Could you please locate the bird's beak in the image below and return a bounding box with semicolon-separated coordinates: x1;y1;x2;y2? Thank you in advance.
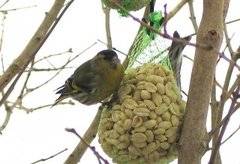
112;56;121;63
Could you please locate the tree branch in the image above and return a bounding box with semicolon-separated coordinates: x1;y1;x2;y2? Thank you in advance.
64;109;103;164
188;0;198;33
0;0;66;91
165;0;189;22
209;86;240;163
102;5;112;49
30;148;68;164
65;128;109;164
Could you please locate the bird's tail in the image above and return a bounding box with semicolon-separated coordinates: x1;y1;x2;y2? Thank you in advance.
51;85;67;108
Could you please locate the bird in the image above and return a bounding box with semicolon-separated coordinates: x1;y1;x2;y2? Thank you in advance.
168;31;191;91
52;49;124;106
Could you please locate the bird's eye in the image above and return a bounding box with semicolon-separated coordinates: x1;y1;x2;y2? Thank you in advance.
103;54;113;61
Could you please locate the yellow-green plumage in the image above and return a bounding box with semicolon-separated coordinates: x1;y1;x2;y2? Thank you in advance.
53;49;124;106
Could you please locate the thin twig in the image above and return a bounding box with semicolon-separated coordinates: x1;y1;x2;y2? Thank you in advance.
29;64;67;91
212;45;240;145
209;75;240;135
27;67;73;72
221;125;240;146
226;18;240;24
210;77;222;163
65;128;109;164
209;86;240;163
0;0;9;9
228;75;240;94
163;4;168;35
7;101;74;113
16;59;36;109
224;23;235;56
0;12;6;72
102;4;112;49
214;78;233;100
0;0;66;91
183;54;194;62
30;148;68;164
208;125;240;151
64;109;103;164
34;49;72;63
188;0;198;32
165;0;189;21
0;5;37;12
0;65;26;107
0;106;12;133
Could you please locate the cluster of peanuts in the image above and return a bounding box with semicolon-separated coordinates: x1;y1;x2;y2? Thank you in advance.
98;63;185;164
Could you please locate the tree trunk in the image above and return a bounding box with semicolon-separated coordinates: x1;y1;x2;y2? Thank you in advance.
178;0;224;164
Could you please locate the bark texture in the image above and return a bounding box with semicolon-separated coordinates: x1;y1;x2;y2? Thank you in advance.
178;1;224;164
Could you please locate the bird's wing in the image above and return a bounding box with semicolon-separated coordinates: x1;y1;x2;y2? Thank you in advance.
72;60;102;94
53;60;102;107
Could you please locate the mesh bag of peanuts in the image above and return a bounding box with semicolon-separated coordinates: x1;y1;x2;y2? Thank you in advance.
98;63;185;164
102;0;151;12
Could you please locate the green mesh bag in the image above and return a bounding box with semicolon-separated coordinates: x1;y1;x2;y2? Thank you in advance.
98;8;190;164
102;0;151;14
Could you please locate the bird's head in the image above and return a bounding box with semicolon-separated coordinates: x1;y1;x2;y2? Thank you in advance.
97;49;121;64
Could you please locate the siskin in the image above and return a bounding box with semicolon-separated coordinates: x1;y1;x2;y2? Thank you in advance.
53;49;124;106
168;31;191;91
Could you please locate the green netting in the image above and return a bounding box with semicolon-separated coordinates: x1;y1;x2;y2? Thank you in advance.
127;29;153;67
102;0;151;16
127;11;172;71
